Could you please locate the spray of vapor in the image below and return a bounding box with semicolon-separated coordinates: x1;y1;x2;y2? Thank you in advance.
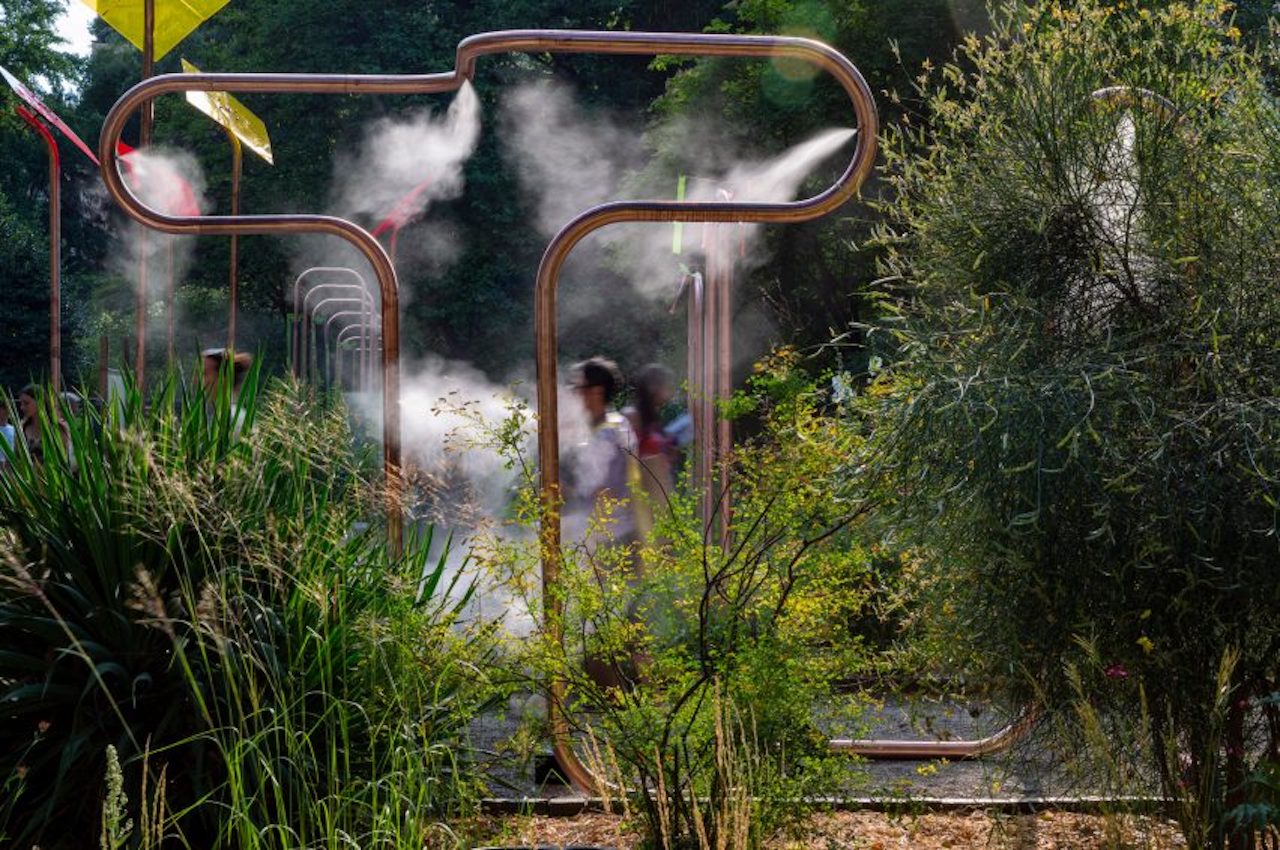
498;81;645;236
499;79;857;305
388;357;535;636
98;148;209;342
291;83;482;309
357;354;600;638
330;83;481;231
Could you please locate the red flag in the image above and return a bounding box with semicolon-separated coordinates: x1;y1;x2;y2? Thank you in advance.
1;65;99;165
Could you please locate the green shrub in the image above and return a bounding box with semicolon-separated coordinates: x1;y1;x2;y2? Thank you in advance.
484;350;879;849
861;2;1280;846
0;372;501;847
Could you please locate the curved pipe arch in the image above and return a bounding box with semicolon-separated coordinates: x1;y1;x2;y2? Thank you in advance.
336;322;381;391
307;296;368;385
322;308;371;386
301;283;375;381
291;267;375;375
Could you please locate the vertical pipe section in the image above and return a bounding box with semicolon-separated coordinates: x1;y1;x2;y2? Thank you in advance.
227;131;243;349
166;240;175;367
136;0;155;391
16;107;61;395
512;32;878;794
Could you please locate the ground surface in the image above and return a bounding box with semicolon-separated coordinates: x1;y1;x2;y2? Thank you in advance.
471;810;1185;849
472;694;1126;804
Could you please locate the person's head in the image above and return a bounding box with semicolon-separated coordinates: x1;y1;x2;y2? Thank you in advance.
0;398;8;427
632;363;676;428
570;356;623;424
202;349;252;397
17;385;39;424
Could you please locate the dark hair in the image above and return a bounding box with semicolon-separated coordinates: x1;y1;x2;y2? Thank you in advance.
573;356;623;404
632;363;675;432
18;384;38;401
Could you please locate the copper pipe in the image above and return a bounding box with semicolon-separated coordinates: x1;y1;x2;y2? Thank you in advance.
226;129;243;349
136;235;148;390
98;32;876;788
831;711;1037;760
525;33;877;792
16;106;61;396
701;255;716;530
135;0;155;393
836;93;1160;767
336;322;376;392
673;272;706;520
166;239;175;368
301;285;375;384
290;267;374;379
1090;86;1178;121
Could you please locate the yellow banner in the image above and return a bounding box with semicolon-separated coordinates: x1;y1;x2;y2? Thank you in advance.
180;59;274;164
78;0;231;61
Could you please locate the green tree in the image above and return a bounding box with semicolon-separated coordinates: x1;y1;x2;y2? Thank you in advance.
863;2;1280;847
0;0;91;391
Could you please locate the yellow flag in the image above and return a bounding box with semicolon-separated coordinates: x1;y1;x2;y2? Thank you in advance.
180;58;274;164
79;0;230;62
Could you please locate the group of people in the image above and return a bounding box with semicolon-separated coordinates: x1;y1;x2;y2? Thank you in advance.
0;348;252;469
565;356;687;548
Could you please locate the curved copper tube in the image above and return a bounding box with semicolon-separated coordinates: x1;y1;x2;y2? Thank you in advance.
226;129;243;349
98;30;876;787
300;283;375;384
290;267;375;378
830;710;1037;760
16;106;61;397
308;297;368;384
338;322;381;390
835;88;1172;767
524;33;878;792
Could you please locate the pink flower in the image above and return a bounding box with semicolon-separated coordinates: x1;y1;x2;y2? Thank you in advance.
1104;663;1130;680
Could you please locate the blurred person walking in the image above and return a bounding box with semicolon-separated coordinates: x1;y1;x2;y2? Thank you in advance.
623;363;678;535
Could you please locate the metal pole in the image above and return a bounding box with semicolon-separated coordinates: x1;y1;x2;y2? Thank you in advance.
16;107;60;395
98;31;878;789
701;251;716;530
136;0;155;392
227;130;242;348
166;239;175;368
713;211;733;548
